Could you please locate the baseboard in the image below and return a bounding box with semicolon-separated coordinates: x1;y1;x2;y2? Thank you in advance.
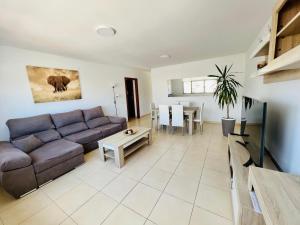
265;148;283;172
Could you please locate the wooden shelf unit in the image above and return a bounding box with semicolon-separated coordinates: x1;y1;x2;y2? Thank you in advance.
254;0;300;82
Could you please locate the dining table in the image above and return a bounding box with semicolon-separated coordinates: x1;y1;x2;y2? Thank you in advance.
152;106;199;135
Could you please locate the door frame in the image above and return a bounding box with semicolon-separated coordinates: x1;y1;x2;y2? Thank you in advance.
124;77;140;118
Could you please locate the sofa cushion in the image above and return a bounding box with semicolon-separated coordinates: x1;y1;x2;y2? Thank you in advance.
86;117;110;129
93;124;122;137
6;114;54;140
64;129;102;144
12;135;44;154
0;142;32;172
34;129;61;143
51;110;84;128
29;139;83;173
83;106;104;121
57;122;88;137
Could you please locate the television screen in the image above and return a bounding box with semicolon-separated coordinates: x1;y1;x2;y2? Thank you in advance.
240;96;267;167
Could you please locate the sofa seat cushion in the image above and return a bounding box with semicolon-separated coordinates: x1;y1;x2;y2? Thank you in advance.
94;124;122;137
29;139;83;173
0;142;32;172
64;129;102;144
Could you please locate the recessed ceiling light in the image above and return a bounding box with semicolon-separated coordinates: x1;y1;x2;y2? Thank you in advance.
95;25;117;37
160;54;171;59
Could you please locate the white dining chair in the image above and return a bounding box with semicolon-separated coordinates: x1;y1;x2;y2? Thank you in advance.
158;105;170;132
171;105;186;135
193;103;204;134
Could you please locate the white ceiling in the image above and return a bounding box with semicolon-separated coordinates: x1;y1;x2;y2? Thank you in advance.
0;0;276;69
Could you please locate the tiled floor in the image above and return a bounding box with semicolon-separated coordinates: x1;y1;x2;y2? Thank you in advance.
0;116;234;225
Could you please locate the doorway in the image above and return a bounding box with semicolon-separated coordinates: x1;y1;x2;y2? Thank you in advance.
125;77;140;120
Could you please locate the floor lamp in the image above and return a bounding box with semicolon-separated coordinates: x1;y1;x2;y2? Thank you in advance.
112;84;118;116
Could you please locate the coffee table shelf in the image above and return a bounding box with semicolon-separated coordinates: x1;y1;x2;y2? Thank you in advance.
98;127;152;168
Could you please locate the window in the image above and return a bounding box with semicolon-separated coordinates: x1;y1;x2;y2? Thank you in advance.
183;81;191;94
183;78;216;94
204;79;217;93
192;80;204;93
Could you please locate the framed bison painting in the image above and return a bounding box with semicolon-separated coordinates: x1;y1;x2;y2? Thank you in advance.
26;66;82;103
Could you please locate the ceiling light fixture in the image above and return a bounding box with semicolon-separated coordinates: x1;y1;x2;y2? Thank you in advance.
96;25;117;37
160;54;171;59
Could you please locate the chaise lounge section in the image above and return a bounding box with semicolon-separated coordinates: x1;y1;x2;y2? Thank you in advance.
0;106;127;198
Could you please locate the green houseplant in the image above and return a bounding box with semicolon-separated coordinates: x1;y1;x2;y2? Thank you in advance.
209;64;242;136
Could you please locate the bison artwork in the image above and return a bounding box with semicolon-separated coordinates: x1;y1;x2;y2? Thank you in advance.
47;75;71;93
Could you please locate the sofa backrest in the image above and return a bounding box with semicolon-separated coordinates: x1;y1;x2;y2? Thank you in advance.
51;110;88;136
6;114;59;141
82;106;110;129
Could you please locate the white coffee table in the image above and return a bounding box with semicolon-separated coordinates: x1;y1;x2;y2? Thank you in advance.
98;127;152;168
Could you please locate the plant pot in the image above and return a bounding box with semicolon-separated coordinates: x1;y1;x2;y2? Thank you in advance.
221;118;236;137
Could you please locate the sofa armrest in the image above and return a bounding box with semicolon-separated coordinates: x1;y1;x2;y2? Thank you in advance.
107;116;127;129
0;142;32;172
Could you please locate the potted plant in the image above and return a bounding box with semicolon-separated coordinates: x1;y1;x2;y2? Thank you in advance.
209;64;242;136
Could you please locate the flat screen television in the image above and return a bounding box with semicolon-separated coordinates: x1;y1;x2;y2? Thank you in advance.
240;96;267;167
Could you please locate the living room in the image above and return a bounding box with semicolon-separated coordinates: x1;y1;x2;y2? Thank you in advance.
0;0;300;225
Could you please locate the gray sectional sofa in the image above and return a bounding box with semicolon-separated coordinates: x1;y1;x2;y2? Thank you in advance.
0;106;127;198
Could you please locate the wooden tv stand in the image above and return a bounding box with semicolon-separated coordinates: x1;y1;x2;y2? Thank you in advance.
228;134;300;225
228;134;265;225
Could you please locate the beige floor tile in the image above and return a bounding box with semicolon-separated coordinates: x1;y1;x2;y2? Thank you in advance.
78;169;118;191
71;192;117;225
41;173;82;200
60;218;77;225
0;191;51;225
141;168;172;191
72;160;105;177
102;175;137;202
165;174;199;203
149;193;193;225
195;184;232;220
200;168;230;190
175;162;203;180
121;162;152;181
190;206;232;225
162;148;186;162
204;156;230;174
102;205;145;225
144;220;156;225
20;203;67;225
154;157;179;173
122;183;161;217
55;183;97;215
0;187;19;213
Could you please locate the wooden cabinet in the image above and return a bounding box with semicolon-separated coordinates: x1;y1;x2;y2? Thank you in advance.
253;0;300;82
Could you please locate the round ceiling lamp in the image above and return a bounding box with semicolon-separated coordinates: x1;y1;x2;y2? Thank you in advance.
96;25;117;37
160;54;171;59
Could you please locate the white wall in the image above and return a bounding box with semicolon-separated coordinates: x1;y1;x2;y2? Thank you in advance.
244;52;300;174
151;53;246;122
0;46;152;140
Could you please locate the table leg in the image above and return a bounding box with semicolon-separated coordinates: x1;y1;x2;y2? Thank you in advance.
115;146;125;168
188;113;193;135
99;142;105;161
